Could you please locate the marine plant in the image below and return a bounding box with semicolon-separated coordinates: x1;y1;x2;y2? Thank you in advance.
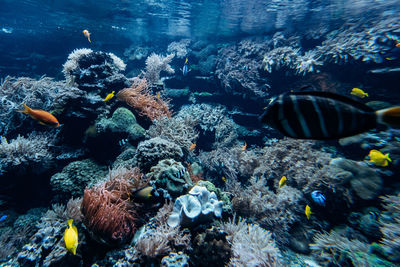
222;216;282;267
144;53;175;84
116;76;172;121
81;167;144;245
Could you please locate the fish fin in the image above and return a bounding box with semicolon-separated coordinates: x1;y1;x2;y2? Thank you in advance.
72;246;77;255
68;219;73;228
16;103;30;114
72;225;78;236
376;106;400;128
385;153;392;162
288;91;374;112
365;93;369;97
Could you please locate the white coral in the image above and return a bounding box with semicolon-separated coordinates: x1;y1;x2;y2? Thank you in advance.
108;52;126;71
144;53;175;84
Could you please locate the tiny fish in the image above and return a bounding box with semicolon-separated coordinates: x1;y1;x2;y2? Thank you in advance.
156;92;161;99
82;29;91;43
0;215;7;222
242;142;247;151
182;58;189;76
260;91;400;140
278;176;287;188
368;149;391;167
311;190;326;206
64;219;78;255
17;103;60;127
189;143;196;151
305;205;312;220
222;176;227;182
104;91;115;102
119;139;128;146
132;186;153;200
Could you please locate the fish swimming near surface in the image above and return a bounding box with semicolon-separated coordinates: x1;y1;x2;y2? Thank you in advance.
64;219;78;255
104;91;115;102
260;91;400;140
351;88;368;98
311;190;326;206
305;205;312;220
279;176;287;188
0;215;7;222
82;29;91;43
368;149;391;167
17;103;60;127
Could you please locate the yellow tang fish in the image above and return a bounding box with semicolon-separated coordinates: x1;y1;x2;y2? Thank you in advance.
351;88;369;98
368;149;391;167
279;176;287;188
222;176;227;182
104;91;115;102
82;29;91;43
305;205;312;220
64;219;78;255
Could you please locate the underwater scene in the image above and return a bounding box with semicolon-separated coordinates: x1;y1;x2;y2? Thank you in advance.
1;0;400;266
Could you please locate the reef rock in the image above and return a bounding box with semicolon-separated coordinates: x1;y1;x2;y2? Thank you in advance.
96;107;145;141
167;186;223;228
330;158;383;200
147;159;193;197
50;159;108;202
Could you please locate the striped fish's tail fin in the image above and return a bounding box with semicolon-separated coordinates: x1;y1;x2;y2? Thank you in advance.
376;106;400;128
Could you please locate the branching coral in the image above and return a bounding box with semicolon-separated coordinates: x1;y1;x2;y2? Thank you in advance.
0;133;54;174
146;116;198;152
167;39;191;58
222;217;282;267
229;176;303;245
310;230;369;266
144;53;175;84
136;202;191;258
81;167;145;245
380;195;400;262
117;76;172;121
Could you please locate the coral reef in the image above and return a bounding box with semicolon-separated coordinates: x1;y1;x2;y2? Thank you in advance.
161;251;189;266
50;159;108;202
81;167;144;246
167;39;191;59
144;53;175;84
167;185;223;228
123;45;149;61
63;48;128;92
116;76;172;121
135;137;183;172
222;217;282;267
96;107;145;141
146;116;198;152
329;158;383;200
0;133;54;175
380;195;400;262
147;159;193;198
17;201;83;266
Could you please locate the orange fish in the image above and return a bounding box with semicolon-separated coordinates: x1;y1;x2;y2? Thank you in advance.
242;142;247;151
156;92;161;99
17;103;60;127
82;29;91;43
396;43;400;48
189;143;196;151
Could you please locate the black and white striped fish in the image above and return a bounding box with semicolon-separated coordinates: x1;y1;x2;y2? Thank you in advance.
260;91;400;140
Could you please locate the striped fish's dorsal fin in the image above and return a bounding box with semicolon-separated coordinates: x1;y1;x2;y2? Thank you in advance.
288;91;374;112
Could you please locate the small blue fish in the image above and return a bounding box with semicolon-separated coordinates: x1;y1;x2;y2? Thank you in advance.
119;139;128;146
311;190;326;206
0;215;7;222
182;64;189;76
242;65;249;71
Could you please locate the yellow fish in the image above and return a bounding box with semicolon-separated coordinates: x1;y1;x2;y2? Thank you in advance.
156;92;161;99
82;29;91;43
279;176;287;188
222;176;227;182
368;149;391;167
104;91;115;102
242;142;247;151
132;186;153;200
64;219;78;255
350;88;369;98
305;205;312;220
